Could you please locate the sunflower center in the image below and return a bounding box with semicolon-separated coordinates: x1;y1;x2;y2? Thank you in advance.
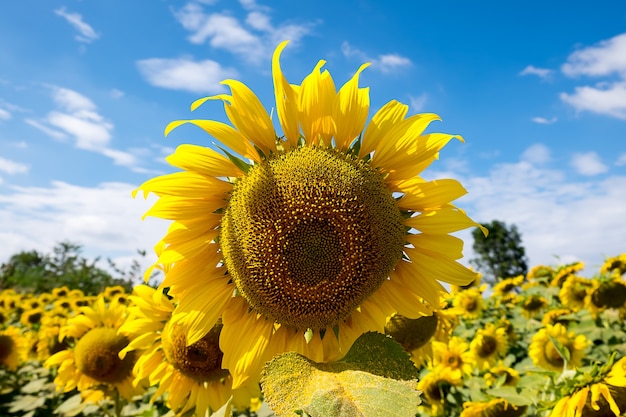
221;146;405;330
74;327;134;384
478;335;497;358
592;281;626;308
385;314;439;352
0;335;15;361
162;322;228;383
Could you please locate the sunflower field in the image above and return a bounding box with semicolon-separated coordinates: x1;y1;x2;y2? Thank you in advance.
1;255;626;416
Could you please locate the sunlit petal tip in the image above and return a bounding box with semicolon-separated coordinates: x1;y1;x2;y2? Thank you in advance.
164;120;189;137
190;96;212;111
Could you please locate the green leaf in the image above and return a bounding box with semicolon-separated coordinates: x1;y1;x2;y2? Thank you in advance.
548;335;571;362
261;332;421;417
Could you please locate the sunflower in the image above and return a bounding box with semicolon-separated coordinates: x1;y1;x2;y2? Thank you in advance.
492;275;524;297
44;296;139;402
460;398;526;417
432;336;474;376
136;40;484;387
469;323;509;370
527;264;554;283
0;326;28;371
552;261;585;287
20;307;45;328
385;308;458;367
559;275;592;312
549;356;626;417
118;285;257;416
541;308;576;327
585;275;626;317
519;293;548;319
417;365;463;415
529;323;588;372
484;364;520;388
451;288;484;320
600;253;626;276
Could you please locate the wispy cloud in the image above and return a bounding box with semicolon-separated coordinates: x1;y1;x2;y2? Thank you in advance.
570;151;609;176
341;42;412;73
560;32;626;120
0;157;29;175
519;65;553;79
0;108;11;120
616;153;626;166
0;181;166;274
409;93;428;112
26;86;147;172
54;7;100;43
531;116;557;124
136;57;238;93
173;2;316;64
456;145;626;271
521;143;550;164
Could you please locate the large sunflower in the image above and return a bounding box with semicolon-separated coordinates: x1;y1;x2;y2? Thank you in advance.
550;356;626;417
136;40;484;387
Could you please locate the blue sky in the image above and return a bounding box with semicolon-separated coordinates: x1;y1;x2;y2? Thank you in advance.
1;0;625;276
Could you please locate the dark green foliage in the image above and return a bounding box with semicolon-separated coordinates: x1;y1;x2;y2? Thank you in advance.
0;241;139;295
470;220;528;283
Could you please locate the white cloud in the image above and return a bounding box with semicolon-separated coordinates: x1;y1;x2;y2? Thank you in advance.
341;42;412;73
0;157;29;175
26;86;145;171
560;33;626;120
0;181;166;277
0;108;11;120
457;159;626;273
616;153;626;166
409;93;428;112
560;81;626;120
136;57;238;93
173;2;315;64
531;116;557;124
521;143;550;164
54;7;100;43
25;118;68;140
110;88;125;99
570;152;609;176
562;33;626;77
519;65;553;78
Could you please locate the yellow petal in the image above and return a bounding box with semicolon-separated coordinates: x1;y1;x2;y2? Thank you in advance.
394;178;468;210
299;60;336;146
221;79;277;155
135;171;232;199
333;63;370;150
360;100;408;158
272;40;300;148
166;144;243;178
165;119;260;162
405;208;486;235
